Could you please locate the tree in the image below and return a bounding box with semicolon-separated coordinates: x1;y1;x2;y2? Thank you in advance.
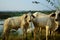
32;1;53;10
46;0;60;10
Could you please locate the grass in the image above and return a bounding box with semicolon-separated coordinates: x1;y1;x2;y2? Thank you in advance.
0;30;60;40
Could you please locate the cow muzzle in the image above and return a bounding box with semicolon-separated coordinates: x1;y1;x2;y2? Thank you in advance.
29;20;31;22
55;19;58;21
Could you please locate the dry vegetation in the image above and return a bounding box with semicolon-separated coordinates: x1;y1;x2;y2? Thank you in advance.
0;29;60;40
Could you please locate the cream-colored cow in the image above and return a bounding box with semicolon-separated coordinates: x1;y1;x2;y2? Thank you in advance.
31;12;58;40
50;10;60;33
2;13;31;40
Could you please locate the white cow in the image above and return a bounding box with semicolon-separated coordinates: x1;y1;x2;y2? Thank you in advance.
31;12;58;40
2;13;31;40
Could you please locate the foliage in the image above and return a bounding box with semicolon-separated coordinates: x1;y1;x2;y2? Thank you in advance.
0;10;55;19
46;0;60;10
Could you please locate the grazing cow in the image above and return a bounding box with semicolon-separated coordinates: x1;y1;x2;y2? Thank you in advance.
2;13;31;40
31;12;59;40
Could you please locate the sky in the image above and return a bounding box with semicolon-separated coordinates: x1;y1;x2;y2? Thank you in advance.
0;0;58;11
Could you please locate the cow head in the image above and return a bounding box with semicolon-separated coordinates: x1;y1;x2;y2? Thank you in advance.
49;10;60;27
24;13;32;23
55;11;60;21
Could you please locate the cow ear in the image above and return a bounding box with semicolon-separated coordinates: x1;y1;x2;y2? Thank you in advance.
50;12;55;17
31;15;35;18
25;15;28;19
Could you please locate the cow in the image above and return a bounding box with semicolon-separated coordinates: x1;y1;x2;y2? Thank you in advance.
31;12;59;40
50;10;60;33
2;13;31;40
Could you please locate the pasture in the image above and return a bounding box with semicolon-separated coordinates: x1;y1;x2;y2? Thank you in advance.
0;10;60;40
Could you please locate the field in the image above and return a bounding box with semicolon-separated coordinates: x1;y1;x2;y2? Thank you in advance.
0;30;60;40
0;10;60;40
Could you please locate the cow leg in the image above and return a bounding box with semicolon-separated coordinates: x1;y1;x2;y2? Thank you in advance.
46;25;49;40
50;31;55;40
22;29;24;40
34;27;37;40
22;28;27;40
25;29;27;40
53;31;56;40
34;28;36;40
38;27;41;40
40;27;42;40
2;28;10;40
